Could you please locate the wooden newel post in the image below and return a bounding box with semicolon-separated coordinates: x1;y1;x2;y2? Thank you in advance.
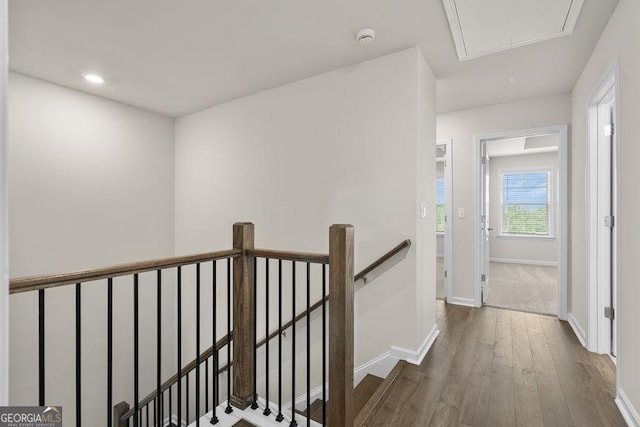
329;224;355;427
113;401;130;427
230;222;256;409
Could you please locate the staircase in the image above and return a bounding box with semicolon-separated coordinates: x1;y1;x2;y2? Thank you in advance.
200;365;406;427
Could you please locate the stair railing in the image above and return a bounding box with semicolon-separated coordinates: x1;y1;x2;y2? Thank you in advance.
9;222;410;427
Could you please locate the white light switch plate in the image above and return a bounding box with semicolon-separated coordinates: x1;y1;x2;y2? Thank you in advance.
421;202;427;219
457;208;466;219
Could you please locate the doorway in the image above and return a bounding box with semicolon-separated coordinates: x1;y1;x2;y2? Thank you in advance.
475;126;568;319
587;65;619;357
436;139;453;301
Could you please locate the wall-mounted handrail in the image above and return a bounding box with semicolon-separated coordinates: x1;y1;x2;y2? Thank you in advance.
9;248;243;294
354;239;411;283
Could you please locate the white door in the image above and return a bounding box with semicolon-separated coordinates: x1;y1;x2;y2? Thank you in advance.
480;143;491;303
596;88;616;356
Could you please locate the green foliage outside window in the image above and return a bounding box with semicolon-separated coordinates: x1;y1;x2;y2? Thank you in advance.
436;205;446;233
503;205;548;235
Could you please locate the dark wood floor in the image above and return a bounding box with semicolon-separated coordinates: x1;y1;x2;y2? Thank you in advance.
360;300;626;426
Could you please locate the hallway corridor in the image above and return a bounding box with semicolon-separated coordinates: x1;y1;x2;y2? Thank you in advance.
359;301;624;426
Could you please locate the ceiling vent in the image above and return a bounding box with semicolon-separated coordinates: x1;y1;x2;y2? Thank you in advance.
443;0;584;61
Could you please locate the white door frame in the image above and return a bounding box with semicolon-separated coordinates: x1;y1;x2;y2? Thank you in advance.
474;125;569;320
586;62;619;355
436;139;453;302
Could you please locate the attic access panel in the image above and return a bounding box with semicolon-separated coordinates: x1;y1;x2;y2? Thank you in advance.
443;0;584;61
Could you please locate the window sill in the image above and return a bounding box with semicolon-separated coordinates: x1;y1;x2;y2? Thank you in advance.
436;232;445;237
497;234;555;241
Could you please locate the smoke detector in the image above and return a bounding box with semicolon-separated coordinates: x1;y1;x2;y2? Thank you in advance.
356;28;376;44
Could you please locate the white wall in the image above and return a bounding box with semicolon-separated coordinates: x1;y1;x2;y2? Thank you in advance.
174;48;437;366
8;73;175;424
416;50;437;344
570;0;640;418
437;94;571;301
0;0;8;406
489;152;558;264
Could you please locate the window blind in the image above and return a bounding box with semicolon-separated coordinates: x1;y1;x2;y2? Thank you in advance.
502;171;550;236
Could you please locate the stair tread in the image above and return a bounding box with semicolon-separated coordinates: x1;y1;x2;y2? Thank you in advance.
232;419;258;427
354;374;385;415
295;373;387;424
354;361;407;426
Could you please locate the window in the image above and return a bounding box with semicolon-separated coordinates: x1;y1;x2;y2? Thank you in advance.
436;178;445;233
501;170;552;236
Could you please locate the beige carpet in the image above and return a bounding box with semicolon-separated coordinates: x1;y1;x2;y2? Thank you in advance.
486;262;558;315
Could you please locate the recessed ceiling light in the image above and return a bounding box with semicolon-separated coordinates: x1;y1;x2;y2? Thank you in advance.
356;28;376;45
83;73;105;84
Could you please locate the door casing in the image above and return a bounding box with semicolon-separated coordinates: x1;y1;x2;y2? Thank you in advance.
586;62;619;357
473;125;568;320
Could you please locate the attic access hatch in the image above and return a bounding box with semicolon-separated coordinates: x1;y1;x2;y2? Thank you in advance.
443;0;584;61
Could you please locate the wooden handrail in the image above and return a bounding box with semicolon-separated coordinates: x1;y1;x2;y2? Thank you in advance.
9;249;243;294
246;248;329;264
354;239;411;283
10;238;407;295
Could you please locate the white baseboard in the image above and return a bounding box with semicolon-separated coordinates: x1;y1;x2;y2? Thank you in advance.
290;350;398;409
390;324;440;365
354;351;397;386
567;313;587;348
616;388;640;427
165;414;186;427
448;297;477;307
490;257;558;267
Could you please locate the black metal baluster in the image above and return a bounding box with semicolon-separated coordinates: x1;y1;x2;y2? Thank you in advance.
157;270;162;427
306;263;311;427
169;386;172;425
177;267;183;425
108;278;113;427
38;289;45;406
276;259;284;423
216;349;220;406
134;274;139;427
205;358;209;414
146;403;150;427
322;265;327;427
225;258;233;414
211;260;219;425
290;262;297;427
186;371;190;423
251;256;258;410
196;263;201;426
76;283;82;427
264;258;271;416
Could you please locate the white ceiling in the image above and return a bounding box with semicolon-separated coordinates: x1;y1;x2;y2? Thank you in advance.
8;0;618;117
486;134;559;157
